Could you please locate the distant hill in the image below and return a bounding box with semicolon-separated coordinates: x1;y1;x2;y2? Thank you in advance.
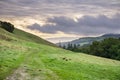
57;34;120;47
102;33;120;38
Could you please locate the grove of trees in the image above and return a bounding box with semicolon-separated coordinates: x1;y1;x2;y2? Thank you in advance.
61;38;120;60
0;21;14;33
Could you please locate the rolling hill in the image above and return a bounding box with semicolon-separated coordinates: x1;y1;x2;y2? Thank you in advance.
0;27;56;47
0;27;120;80
57;34;120;47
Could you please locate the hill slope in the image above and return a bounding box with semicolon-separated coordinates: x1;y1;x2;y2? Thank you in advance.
57;34;120;47
0;28;56;47
0;28;120;80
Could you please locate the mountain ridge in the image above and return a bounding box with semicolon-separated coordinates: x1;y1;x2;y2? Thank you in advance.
57;33;120;47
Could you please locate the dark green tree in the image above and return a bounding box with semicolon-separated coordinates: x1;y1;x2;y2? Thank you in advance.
0;21;14;33
67;43;73;50
62;45;66;49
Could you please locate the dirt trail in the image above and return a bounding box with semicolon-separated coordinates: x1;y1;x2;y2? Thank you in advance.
5;48;61;80
5;65;60;80
5;57;60;80
6;66;31;80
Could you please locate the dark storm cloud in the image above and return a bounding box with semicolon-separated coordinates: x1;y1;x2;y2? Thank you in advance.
0;0;120;17
77;14;120;29
28;14;120;35
0;0;40;16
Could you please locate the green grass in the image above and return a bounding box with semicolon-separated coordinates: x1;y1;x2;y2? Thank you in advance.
13;28;57;47
0;28;120;80
0;28;56;47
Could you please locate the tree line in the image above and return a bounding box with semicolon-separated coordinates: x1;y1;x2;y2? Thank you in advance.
60;38;120;60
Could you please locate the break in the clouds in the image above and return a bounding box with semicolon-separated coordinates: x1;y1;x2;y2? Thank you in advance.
0;0;120;42
28;14;120;36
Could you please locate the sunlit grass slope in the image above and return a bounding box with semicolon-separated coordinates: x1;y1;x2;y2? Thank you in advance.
0;28;120;80
0;28;56;47
13;29;57;47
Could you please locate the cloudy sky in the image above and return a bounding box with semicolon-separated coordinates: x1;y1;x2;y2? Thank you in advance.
0;0;120;43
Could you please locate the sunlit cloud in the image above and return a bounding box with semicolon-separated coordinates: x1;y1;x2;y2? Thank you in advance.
28;14;120;35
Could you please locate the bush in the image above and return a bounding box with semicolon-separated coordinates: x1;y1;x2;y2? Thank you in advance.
0;21;14;33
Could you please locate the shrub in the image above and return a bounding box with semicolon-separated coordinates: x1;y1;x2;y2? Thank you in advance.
0;21;14;33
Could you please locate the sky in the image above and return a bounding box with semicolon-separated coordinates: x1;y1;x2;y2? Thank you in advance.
0;0;120;43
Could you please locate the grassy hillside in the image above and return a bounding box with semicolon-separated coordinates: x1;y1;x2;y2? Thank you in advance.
0;28;56;47
13;28;57;47
0;28;120;80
